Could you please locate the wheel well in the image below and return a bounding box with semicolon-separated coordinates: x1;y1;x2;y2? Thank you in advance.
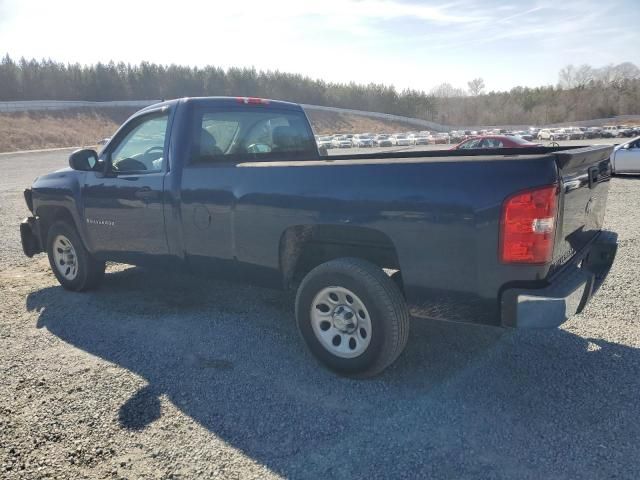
36;206;77;245
279;225;402;291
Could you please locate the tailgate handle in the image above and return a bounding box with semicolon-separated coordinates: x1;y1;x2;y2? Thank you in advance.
588;166;599;189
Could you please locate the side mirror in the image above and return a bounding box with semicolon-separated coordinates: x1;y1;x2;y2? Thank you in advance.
69;149;99;171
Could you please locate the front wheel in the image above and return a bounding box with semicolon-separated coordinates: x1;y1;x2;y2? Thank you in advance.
47;221;105;291
295;258;409;377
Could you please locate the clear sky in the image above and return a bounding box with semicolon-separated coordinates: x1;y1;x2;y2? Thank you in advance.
0;0;638;93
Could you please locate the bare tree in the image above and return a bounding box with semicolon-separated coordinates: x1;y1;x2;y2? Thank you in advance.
559;64;593;89
467;78;485;96
430;82;466;98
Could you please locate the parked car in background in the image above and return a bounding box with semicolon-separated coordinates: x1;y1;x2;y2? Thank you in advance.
429;133;449;144
537;129;553;140
316;135;334;149
565;127;585;140
585;127;602;139
602;126;619;138
538;128;567;141
553;129;569;141
513;131;534;141
611;135;640;174
448;131;464;142
390;133;411;146
331;135;352;149
409;133;430;145
452;135;542;150
374;134;393;147
352;134;374;148
616;125;634;138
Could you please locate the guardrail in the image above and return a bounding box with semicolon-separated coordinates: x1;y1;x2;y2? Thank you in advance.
0;100;160;112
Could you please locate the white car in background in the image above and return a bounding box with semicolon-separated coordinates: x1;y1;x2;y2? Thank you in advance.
602;126;619;138
537;129;553;140
538;128;568;141
351;134;374;147
374;134;393;147
611;136;640;174
409;133;430;145
316;135;334;149
390;133;411;146
331;135;352;148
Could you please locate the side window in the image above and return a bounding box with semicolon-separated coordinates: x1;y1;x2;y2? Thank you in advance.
483;139;503;148
110;113;169;173
191;109;317;163
461;139;482;149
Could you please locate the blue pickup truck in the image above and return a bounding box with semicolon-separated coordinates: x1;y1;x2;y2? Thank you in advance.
20;97;617;376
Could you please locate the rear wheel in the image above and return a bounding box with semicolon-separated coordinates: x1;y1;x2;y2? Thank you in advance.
295;258;409;377
47;221;105;291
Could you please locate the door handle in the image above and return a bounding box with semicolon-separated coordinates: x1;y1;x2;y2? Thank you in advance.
134;187;159;200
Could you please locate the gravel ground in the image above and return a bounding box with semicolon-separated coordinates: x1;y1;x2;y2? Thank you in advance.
1;149;639;479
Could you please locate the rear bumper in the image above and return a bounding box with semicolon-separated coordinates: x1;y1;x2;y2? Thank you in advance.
20;216;43;257
501;230;618;328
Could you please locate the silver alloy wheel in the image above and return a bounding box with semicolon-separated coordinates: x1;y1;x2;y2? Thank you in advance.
52;234;78;281
310;286;372;358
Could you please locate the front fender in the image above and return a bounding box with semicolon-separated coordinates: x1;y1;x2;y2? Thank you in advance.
32;169;89;250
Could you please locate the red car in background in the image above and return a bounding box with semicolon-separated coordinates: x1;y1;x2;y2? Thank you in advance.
451;135;542;150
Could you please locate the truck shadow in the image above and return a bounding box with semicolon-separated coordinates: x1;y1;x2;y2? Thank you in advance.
27;266;640;479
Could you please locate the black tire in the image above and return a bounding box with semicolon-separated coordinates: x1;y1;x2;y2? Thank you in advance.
295;258;409;377
46;221;105;291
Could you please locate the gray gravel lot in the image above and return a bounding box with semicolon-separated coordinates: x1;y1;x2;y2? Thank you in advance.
1;147;639;479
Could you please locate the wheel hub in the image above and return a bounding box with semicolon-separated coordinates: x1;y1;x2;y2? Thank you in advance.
332;305;357;333
52;234;79;281
310;286;372;359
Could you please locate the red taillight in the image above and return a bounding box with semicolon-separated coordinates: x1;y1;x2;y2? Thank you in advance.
236;97;269;105
500;185;558;264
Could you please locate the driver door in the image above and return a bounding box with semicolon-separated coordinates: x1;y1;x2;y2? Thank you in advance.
82;110;170;259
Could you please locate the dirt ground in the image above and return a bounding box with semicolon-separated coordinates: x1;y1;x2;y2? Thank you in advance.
0;149;639;479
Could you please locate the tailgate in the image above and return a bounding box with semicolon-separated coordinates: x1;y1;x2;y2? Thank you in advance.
551;145;613;271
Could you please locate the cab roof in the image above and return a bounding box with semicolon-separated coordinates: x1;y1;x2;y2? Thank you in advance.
138;96;304;114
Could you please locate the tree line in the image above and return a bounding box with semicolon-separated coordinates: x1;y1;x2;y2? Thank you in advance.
0;55;638;126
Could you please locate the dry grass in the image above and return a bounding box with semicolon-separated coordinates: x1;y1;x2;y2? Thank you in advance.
0;107;424;153
0;109;134;153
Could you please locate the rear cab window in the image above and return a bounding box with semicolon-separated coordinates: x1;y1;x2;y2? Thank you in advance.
188;103;318;164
